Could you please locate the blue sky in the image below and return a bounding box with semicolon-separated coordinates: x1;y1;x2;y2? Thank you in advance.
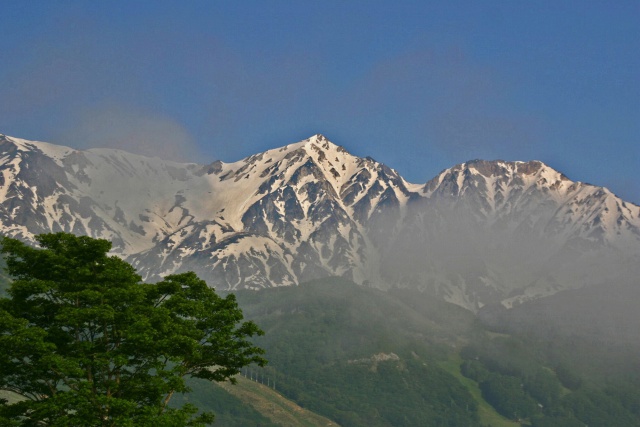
1;1;638;203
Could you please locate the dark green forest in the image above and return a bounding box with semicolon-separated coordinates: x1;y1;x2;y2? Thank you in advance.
228;278;640;427
1;258;638;426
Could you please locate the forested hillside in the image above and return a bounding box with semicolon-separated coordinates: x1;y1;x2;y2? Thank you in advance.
226;278;640;426
1;265;637;426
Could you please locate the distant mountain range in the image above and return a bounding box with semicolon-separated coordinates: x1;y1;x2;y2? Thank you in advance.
0;133;638;309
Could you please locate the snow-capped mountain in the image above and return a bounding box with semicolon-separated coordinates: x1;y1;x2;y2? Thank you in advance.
384;160;640;308
0;133;638;309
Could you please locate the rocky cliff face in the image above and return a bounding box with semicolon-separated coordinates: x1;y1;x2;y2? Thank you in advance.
0;133;638;309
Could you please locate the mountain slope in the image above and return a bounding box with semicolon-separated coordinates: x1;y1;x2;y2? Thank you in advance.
215;376;339;426
0;133;638;308
422;159;639;247
230;278;640;427
382;159;640;308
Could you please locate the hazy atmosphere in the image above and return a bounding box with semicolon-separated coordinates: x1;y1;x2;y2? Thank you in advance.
1;3;640;426
1;1;638;203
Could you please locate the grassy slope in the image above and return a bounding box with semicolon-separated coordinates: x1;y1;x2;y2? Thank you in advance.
438;356;520;427
2;381;335;427
217;376;339;427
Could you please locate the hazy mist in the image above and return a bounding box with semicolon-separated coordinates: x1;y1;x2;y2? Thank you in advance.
376;194;640;311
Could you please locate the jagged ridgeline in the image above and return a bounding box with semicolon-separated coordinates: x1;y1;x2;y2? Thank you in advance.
0;133;638;310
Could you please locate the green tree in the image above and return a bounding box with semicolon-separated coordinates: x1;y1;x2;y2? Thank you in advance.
524;370;561;409
480;373;538;421
0;233;266;426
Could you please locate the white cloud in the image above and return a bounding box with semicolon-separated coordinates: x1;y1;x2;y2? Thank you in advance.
58;105;200;163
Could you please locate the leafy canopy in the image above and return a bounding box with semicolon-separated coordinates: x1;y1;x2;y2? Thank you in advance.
0;232;266;426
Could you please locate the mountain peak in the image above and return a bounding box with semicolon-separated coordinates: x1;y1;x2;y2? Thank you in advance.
0;133;76;161
0;133;638;310
300;134;350;156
